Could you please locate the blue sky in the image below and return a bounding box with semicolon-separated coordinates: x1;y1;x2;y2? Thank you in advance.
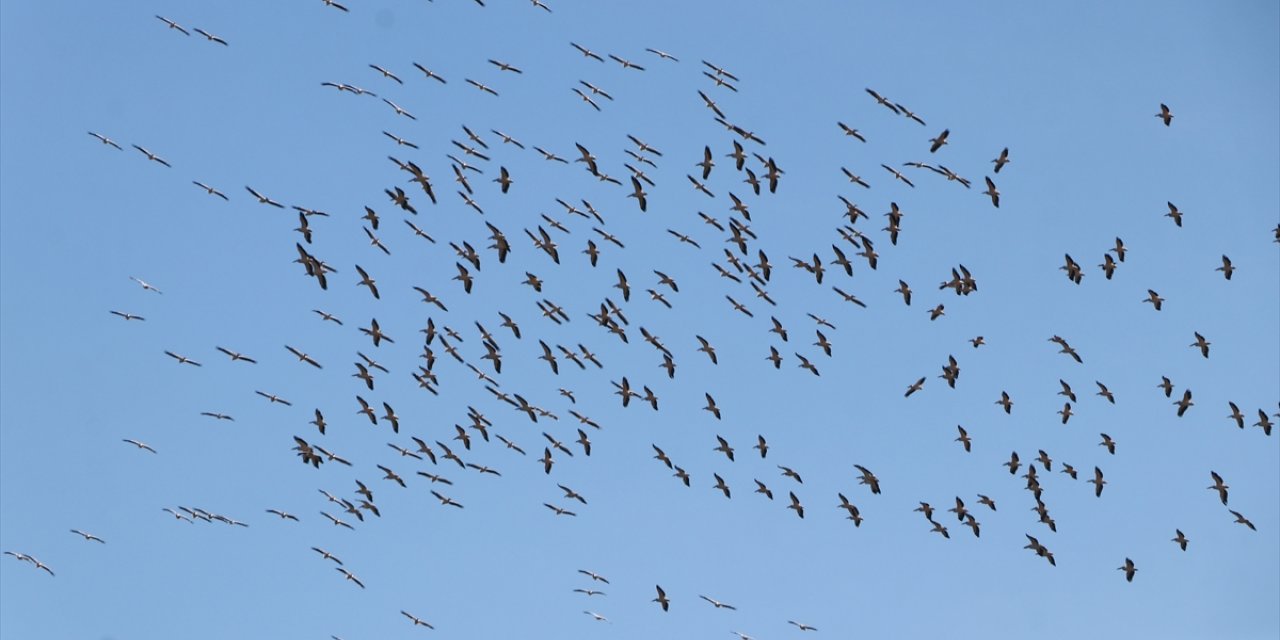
1;1;1277;639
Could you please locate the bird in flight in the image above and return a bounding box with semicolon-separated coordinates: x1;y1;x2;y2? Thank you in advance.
653;585;670;611
1117;557;1137;582
69;529;106;543
122;439;157;453
155;15;190;36
192;28;228;46
88;131;123;150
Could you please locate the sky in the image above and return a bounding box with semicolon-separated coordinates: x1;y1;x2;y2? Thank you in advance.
1;1;1277;639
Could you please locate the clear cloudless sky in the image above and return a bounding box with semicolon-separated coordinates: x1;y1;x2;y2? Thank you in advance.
2;1;1277;639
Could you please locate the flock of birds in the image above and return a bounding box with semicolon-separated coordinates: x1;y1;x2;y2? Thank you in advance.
5;4;1278;638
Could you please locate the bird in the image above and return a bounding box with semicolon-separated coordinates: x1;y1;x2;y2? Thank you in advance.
336;568;365;588
1165;201;1184;227
713;473;732;498
1156;102;1174;126
578;569;610;584
1172;529;1189;551
255;391;292;406
131;145;171;167
284;345;322;369
155;15;190;35
714;435;735;461
983;176;1000;208
608;53;645;70
700;595;738;610
432;490;464;509
192;28;228;45
1190;332;1211;358
904;377;926;398
704;393;722;420
401;611;434;629
1256;410;1275;436
1117;558;1137;582
789;621;819;632
779;466;804;484
244;186;285;208
313;309;343;325
355;265;380;299
992;147;1010;172
653;585;670;611
1216;255;1235;280
787;491;806;519
572;87;602;111
1089;466;1107;497
1208;471;1229;505
382;97;417;119
69;529;105;543
928;129;950;153
865;88;899;113
955;426;972;452
570;42;605;61
995;391;1013;414
87;131;123;150
311;547;343;565
122;439;157;453
1099;433;1117;455
895;280;913;305
881;164;915;187
854;464;881;494
1174;389;1194;417
1229;510;1257;531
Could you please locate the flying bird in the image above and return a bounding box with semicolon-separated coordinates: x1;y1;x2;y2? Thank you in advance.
1117;558;1137;582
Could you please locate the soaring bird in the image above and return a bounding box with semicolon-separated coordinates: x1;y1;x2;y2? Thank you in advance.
1190;332;1211;358
653;585;670;611
88;131;123;150
853;465;881;494
699;595;738;610
132;145;172;167
787;491;805;519
192;28;228;45
1215;255;1235;280
1229;510;1257;531
69;529;106;543
992;147;1010;172
1174;389;1194;417
983;176;1000;208
155;15;190;35
928;128;950;153
1088;466;1107;497
1171;529;1189;551
122;439;158;454
401;611;434;629
1117;558;1137;582
1208;471;1229;505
